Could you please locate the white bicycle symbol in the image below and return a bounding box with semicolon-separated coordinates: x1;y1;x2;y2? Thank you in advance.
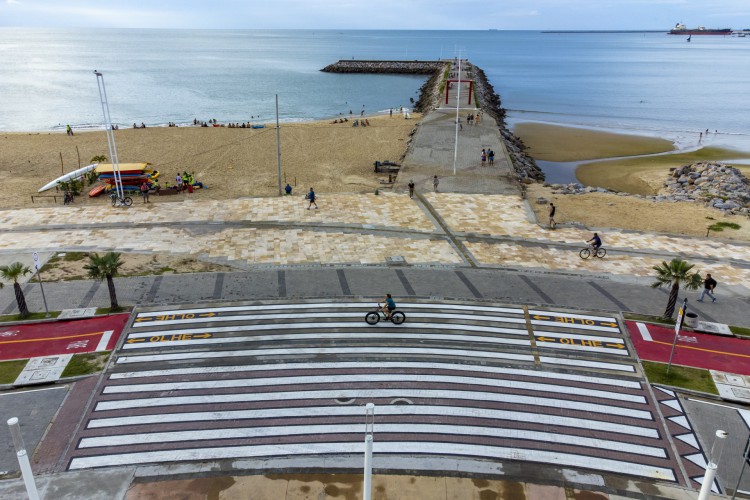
0;330;19;337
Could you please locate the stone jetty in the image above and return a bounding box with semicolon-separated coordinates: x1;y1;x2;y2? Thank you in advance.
321;59;544;185
321;60;445;74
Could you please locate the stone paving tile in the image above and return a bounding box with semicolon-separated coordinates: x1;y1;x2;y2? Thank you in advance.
0;227;462;266
0;193;435;232
466;241;750;285
425;193;750;264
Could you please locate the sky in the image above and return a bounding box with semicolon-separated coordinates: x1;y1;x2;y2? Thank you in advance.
1;0;749;30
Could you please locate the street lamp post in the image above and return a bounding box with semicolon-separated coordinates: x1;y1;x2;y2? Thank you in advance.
94;70;124;204
699;430;728;500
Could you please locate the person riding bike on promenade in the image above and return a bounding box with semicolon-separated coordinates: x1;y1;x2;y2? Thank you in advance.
587;232;602;253
381;293;396;320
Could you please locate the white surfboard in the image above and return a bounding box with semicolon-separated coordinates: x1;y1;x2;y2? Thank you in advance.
38;163;98;193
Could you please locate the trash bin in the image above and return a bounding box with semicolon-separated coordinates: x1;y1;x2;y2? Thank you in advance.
684;312;698;329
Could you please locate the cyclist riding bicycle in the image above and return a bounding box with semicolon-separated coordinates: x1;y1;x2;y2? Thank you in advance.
587;232;602;252
380;293;396;320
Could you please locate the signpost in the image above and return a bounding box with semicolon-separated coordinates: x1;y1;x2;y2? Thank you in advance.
667;298;688;375
32;252;50;318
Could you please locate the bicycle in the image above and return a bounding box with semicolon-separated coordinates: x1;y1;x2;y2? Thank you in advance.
579;244;606;259
110;192;133;207
365;303;406;325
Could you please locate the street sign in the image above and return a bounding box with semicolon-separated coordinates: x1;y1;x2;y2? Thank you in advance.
675;304;685;335
32;252;39;270
667;298;689;375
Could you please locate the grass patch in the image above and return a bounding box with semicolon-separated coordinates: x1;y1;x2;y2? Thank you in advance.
95;306;130;315
731;325;750;337
642;361;718;395
623;312;676;326
63;252;88;262
0;360;27;384
61;351;111;378
0;310;61;323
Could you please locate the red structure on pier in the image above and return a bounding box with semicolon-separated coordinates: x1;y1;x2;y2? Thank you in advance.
445;79;473;105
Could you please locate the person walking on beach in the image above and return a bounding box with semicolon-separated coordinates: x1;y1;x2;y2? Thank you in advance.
66;124;74;136
140;181;150;203
408;180;415;198
433;175;439;193
488;149;495;166
481;148;487;167
697;273;717;302
307;187;318;209
175;173;183;193
548;202;556;229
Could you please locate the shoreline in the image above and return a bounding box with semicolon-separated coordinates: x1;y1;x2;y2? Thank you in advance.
512;121;750;193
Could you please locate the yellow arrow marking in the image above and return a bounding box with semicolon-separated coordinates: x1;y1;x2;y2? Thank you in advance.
0;331;105;345
601;322;619;328
536;336;555;342
198;313;216;318
532;315;551;320
605;343;626;349
126;338;146;344
193;333;213;339
134;317;149;322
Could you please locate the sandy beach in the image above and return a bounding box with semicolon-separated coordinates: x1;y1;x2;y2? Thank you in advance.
0;114;419;210
514;122;750;194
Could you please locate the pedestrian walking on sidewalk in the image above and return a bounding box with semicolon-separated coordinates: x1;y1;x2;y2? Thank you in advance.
481;148;487;167
697;273;717;302
488;149;495;166
306;187;318;209
408;180;415;198
548;202;556;229
433;175;439;193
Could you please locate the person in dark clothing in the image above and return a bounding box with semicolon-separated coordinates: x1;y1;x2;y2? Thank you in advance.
697;273;717;302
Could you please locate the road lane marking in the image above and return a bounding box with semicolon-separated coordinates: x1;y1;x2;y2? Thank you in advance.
0;331;105;345
95;330;114;351
77;423;666;458
102;373;646;404
68;442;675;481
636;322;653;342
651;340;750;359
108;361;642;389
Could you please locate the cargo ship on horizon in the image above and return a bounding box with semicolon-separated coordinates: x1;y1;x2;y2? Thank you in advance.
669;23;731;35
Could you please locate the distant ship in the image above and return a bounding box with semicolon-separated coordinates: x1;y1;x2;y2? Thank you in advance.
669;23;731;35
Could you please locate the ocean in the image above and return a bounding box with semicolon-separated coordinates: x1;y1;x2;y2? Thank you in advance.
1;28;749;152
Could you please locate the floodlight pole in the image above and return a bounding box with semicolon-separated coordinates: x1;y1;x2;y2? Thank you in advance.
453;54;461;176
94;71;124;203
276;94;282;196
699;430;727;500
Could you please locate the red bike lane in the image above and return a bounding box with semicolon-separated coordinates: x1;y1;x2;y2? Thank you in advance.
627;320;750;375
0;314;130;361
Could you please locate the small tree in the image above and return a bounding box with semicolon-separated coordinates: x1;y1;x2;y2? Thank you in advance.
651;258;702;318
85;252;123;310
0;262;32;318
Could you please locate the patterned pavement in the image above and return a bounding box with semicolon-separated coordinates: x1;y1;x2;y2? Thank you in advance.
62;299;714;491
1;193;749;287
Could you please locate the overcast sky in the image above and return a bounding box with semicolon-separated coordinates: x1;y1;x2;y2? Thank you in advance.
1;0;748;30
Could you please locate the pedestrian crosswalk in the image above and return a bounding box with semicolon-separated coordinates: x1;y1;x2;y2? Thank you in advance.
66;299;687;486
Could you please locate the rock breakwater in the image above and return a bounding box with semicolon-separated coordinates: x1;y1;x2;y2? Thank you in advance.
544;161;750;215
321;60;445;74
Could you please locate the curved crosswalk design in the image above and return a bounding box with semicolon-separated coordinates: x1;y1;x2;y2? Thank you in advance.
66;300;688;485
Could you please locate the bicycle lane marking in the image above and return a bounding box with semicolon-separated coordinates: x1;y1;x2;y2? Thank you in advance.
627;321;750;375
0;314;129;360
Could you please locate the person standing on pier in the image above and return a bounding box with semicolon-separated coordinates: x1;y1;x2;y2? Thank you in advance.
433;175;439;193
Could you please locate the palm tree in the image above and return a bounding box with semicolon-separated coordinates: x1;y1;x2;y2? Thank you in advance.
85;252;123;310
651;258;703;318
0;262;32;318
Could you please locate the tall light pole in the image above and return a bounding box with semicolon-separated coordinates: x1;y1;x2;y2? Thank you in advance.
452;53;462;176
699;430;728;500
276;94;282;196
94;71;124;204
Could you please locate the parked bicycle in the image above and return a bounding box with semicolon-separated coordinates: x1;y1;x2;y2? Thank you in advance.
365;303;406;325
579;244;606;259
110;191;133;207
